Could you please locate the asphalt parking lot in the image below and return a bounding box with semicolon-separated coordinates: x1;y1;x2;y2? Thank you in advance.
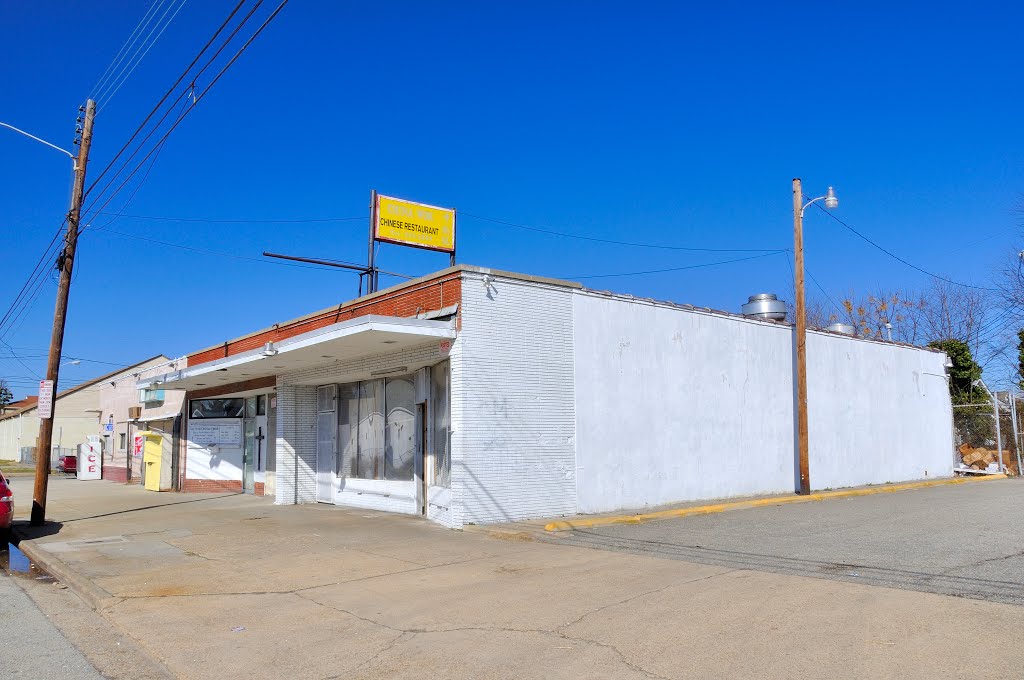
553;478;1024;605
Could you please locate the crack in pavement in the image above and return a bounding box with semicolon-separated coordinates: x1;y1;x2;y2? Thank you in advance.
295;566;740;680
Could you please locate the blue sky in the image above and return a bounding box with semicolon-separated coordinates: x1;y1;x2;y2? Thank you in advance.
1;1;1022;398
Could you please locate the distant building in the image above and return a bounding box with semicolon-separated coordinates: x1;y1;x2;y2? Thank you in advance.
1;396;37;416
138;265;954;527
0;356;184;480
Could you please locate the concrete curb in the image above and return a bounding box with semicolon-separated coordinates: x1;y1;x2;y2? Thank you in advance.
544;474;1009;532
13;533;123;612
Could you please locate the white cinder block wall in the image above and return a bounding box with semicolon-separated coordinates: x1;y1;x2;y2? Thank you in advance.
806;333;953;488
572;290;954;514
455;271;578;524
573;292;797;513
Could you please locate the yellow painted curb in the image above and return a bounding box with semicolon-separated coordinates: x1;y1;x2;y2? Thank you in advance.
544;474;1008;532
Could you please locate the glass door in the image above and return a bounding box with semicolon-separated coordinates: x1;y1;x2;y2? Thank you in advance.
242;397;256;493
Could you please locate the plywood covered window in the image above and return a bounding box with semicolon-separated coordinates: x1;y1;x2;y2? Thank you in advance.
431;360;451;488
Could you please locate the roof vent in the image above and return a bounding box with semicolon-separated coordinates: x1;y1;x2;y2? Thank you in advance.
741;293;787;321
826;322;856;336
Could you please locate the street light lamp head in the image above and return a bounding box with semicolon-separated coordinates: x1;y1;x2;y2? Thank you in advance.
824;186;839;209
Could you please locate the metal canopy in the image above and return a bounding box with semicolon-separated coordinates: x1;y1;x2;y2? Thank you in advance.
138;315;456;392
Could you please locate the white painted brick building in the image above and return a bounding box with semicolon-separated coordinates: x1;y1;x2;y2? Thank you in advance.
140;265;954;528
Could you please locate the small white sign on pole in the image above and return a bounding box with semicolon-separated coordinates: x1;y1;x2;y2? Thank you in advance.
38;380;54;419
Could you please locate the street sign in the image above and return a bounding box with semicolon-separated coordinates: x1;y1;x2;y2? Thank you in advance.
104;422;114;433
375;194;456;253
133;435;144;457
38;380;54;419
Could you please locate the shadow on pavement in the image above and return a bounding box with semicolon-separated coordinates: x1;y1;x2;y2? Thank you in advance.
12;519;64;542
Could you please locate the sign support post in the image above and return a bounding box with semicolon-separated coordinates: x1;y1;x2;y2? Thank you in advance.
367;189;378;294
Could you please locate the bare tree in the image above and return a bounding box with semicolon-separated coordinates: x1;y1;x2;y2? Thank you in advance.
800;278;989;347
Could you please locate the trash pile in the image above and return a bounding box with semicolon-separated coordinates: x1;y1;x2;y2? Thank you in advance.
957;443;1019;475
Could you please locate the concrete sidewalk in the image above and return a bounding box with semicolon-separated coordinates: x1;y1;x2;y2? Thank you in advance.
11;477;1024;679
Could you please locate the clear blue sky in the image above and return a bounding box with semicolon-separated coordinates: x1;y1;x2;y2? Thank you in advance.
1;1;1022;398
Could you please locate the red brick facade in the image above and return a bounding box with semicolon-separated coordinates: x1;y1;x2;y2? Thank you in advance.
179;478;266;497
181;478;243;494
103;467;129;483
188;273;461;367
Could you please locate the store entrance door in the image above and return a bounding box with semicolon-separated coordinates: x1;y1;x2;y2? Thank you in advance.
316;385;337;503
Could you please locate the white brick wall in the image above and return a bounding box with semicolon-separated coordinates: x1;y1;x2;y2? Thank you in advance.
455;272;577;524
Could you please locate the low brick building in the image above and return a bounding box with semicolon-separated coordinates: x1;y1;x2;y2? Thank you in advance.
139;264;954;528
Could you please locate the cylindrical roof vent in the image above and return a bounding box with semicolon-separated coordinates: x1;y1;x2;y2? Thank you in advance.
741;293;787;321
826;322;856;336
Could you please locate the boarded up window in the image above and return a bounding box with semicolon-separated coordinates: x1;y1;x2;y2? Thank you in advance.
431;360;451;488
385;376;416;481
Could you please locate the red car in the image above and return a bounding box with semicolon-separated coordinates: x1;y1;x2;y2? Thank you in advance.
0;469;12;543
57;454;77;475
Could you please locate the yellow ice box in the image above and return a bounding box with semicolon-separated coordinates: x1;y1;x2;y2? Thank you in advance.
139;432;168;491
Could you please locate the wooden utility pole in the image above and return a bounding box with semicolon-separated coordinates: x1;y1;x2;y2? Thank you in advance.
792;178;810;495
31;99;96;526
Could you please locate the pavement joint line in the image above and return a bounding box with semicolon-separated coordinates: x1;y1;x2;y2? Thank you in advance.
544;474;1009;532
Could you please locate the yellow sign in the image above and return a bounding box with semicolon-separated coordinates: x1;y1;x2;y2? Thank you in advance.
375;194;456;253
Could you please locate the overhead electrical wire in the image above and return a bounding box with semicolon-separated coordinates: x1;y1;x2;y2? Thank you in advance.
461;212;785;253
809;202;1000;292
0;0;287;345
96;212;366;224
82;0;258;209
81;0;289;226
95;0;191;112
0;221;68;339
89;0;170;98
564;251;785;280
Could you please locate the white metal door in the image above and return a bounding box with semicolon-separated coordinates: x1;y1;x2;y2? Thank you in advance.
316;385;336;503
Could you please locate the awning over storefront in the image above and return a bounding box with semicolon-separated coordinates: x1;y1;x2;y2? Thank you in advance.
137;315;456;392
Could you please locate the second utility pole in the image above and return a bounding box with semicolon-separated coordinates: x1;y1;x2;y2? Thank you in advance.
31;99;96;526
792;178;810;495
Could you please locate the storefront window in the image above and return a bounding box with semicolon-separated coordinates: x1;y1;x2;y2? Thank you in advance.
384;376;415;481
189;399;244;418
356;379;385;479
431;360;451;488
321;368;447;484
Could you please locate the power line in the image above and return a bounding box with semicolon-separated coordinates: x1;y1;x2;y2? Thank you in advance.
90;0;170;97
83;0;251;204
565;251;786;280
809;202;1000;292
0;221;67;339
96;212;366;224
81;0;288;226
461;212;785;253
95;0;191;111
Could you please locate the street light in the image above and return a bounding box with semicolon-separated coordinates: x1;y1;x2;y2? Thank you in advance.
4;101;97;527
0;121;78;169
792;179;840;495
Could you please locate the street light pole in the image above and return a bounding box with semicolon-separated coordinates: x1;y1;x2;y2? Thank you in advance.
792;179;839;496
793;179;810;494
30;100;96;526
